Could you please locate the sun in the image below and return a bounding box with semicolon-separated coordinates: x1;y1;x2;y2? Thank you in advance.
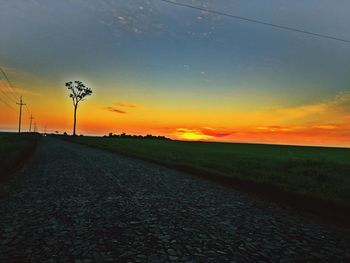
174;128;212;141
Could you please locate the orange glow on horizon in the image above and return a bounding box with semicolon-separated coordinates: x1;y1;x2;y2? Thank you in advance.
1;78;350;148
174;128;213;141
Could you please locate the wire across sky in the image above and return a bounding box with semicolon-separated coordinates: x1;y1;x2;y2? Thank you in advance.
0;66;35;128
160;0;350;44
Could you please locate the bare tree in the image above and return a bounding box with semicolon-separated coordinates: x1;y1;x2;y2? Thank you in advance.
65;81;92;136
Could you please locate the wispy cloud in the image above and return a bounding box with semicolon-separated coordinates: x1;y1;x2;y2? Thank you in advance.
106;107;127;114
0;83;39;97
256;125;296;132
200;127;233;137
169;91;350;145
0;65;17;74
0;64;41;97
95;0;219;38
114;102;139;108
312;124;337;130
105;101;141;114
276;91;350;122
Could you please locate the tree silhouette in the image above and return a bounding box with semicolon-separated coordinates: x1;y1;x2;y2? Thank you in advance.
65;81;92;136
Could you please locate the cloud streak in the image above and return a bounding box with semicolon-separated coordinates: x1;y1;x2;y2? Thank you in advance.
106;107;127;114
276;91;350;122
114;102;139;108
200;127;233;137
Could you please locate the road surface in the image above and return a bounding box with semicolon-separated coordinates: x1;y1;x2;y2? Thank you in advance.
0;137;349;262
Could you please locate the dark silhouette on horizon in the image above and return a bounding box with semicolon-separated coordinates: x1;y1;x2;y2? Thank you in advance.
106;132;171;140
65;81;92;136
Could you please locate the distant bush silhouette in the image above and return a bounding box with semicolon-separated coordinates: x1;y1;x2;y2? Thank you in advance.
105;132;170;140
65;80;92;136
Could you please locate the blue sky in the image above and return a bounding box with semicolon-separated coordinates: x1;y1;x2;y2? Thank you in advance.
1;0;350;145
1;0;349;101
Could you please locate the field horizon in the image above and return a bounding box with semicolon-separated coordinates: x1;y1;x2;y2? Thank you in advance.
61;134;350;207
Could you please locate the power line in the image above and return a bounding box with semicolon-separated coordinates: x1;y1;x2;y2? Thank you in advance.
0;77;17;102
0;68;19;115
159;0;350;44
0;66;20;100
0;67;35;119
0;77;18;113
0;67;34;126
0;78;18;102
0;68;34;133
0;88;17;105
0;96;17;112
25;104;31;116
0;78;17;104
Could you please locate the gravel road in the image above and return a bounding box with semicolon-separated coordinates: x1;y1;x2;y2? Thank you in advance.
0;137;349;262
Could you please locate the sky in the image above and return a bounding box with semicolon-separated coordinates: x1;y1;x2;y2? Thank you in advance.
1;0;350;146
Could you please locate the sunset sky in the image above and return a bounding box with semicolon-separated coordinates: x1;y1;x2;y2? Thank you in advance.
1;0;350;146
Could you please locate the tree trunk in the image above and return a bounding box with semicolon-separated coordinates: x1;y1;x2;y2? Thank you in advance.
73;104;77;136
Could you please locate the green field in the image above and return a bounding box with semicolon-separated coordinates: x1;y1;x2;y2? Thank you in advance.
0;133;39;185
69;136;350;207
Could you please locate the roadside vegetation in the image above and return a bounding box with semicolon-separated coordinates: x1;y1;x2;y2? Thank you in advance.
67;136;350;208
0;132;39;194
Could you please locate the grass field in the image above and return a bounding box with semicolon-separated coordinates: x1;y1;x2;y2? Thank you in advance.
68;136;350;207
0;133;39;184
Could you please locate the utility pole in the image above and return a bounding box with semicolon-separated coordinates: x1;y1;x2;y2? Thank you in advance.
16;96;26;133
29;114;34;132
